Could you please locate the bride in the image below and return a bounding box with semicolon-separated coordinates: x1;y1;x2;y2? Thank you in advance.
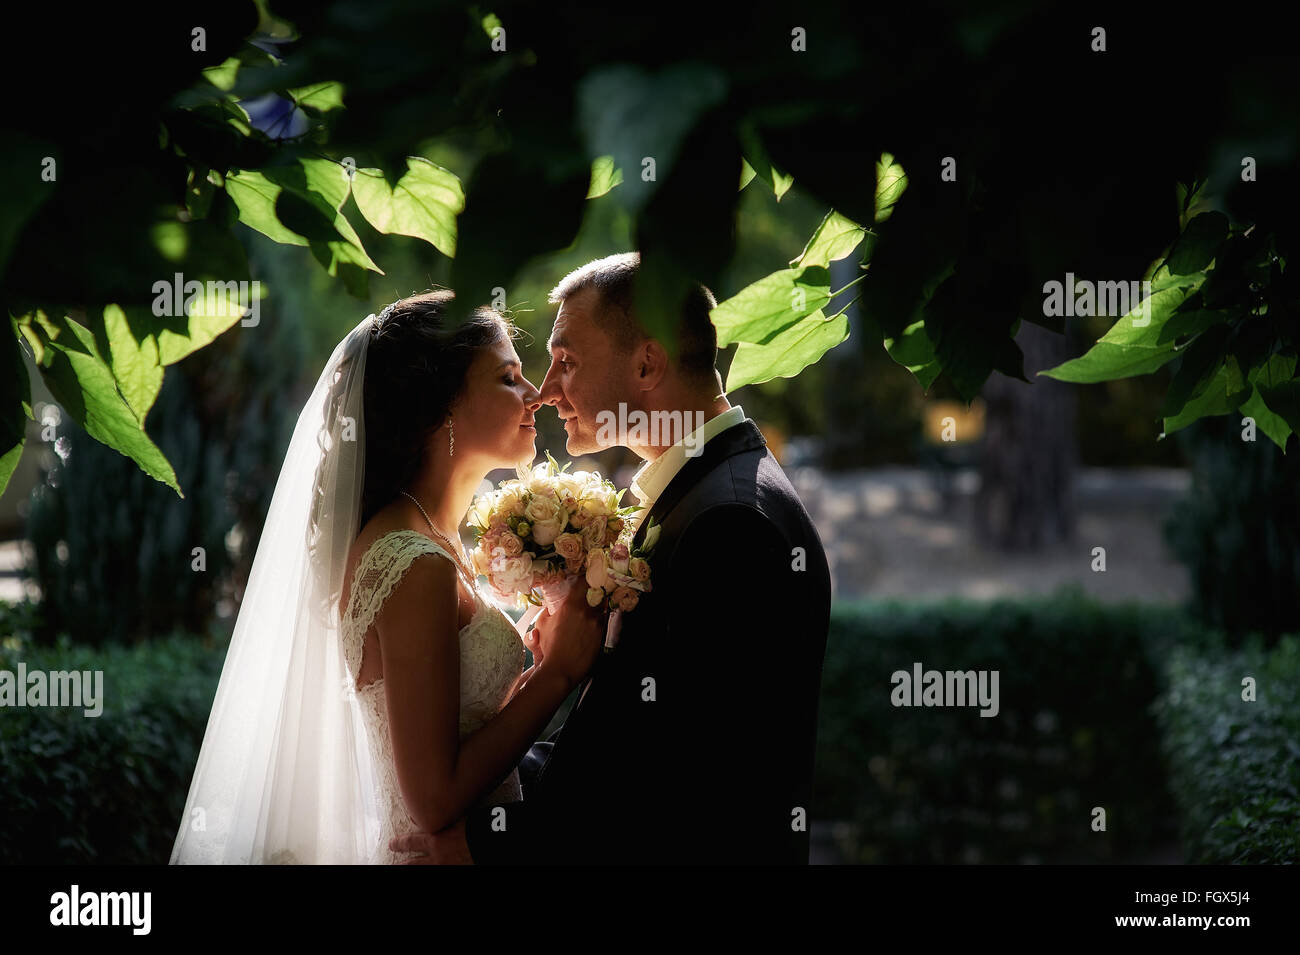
170;290;606;864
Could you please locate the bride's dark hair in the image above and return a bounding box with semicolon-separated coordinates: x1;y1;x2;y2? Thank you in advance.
359;289;515;528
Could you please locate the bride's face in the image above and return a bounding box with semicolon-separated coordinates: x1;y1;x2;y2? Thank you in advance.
453;335;542;467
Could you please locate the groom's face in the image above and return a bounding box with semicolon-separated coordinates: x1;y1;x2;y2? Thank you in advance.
539;287;637;455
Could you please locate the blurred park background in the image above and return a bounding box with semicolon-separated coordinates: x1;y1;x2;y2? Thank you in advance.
4;174;1296;864
1;1;1297;865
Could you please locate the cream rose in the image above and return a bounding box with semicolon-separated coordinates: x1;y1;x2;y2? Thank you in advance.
581;517;607;551
553;532;584;561
610;585;639;612
585;548;610;590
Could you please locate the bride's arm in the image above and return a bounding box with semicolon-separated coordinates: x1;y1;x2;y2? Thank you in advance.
376;556;584;835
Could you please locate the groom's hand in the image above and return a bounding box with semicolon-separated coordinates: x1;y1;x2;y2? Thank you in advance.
389;817;473;864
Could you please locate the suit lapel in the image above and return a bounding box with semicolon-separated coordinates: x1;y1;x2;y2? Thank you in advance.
630;418;767;550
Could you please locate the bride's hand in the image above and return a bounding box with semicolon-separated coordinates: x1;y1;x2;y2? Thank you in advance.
534;584;606;688
521;608;547;668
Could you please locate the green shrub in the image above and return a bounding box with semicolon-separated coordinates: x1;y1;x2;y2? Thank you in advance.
0;627;224;864
814;587;1214;863
1152;633;1300;863
3;590;1293;864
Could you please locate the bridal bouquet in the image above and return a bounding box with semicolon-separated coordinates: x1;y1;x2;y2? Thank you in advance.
467;451;659;614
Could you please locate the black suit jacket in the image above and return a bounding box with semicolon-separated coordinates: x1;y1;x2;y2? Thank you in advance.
465;417;831;864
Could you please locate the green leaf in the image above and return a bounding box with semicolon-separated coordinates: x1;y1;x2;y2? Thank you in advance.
289;81;344;112
1159;325;1231;419
738;158;757;191
710;266;831;347
793;210;866;269
875;153;908;223
1257;379;1300;441
153;292;252;366
1040;282;1203;383
587;156;623;199
1239;386;1293;450
724;310;849;391
1;322;31;498
101;305;163;424
1248;352;1298;390
1157;308;1227;346
883;319;942;391
227;165;381;280
352;157;464;258
1159;358;1249;437
202;57;241;92
1166;211;1228;276
740;130;793;201
275;189;345;243
225;169;308;245
32;314;181;495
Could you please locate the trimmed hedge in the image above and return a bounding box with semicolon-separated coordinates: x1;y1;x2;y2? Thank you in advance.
1152;633;1300;863
815;586;1219;863
1;592;1295;864
0;626;223;864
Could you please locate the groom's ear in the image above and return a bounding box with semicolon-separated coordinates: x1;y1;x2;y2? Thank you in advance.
635;339;669;389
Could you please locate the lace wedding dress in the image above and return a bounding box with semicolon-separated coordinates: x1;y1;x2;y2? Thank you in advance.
341;529;527;864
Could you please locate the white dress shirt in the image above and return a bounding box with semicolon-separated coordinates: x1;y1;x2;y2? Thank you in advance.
627;404;746;531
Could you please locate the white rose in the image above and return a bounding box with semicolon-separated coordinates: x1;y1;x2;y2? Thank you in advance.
585;549;610;590
531;518;562;547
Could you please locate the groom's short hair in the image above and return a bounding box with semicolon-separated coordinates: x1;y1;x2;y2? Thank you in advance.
548;252;718;385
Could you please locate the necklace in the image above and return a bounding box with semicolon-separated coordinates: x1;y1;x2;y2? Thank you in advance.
399;490;475;583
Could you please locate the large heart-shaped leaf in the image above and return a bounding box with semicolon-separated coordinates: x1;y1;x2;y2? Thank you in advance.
351;156;464;258
725;309;850;391
710;266;831;347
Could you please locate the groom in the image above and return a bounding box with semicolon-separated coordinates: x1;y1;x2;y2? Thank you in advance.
394;252;832;863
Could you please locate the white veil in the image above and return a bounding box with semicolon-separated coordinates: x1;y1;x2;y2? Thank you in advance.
171;313;380;864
